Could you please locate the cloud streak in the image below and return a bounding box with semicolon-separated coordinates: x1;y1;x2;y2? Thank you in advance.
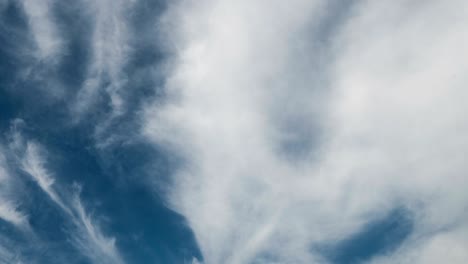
19;0;62;60
73;0;133;120
0;151;28;228
14;129;125;264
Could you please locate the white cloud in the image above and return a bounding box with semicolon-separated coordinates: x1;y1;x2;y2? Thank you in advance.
69;186;124;264
369;222;468;264
19;0;62;60
21;142;68;212
145;0;468;263
19;0;133;124
0;241;24;264
0;202;27;227
15;132;125;264
0;151;28;228
73;0;133;119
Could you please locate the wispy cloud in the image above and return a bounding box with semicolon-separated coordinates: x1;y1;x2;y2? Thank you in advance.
0;151;28;228
74;0;133;119
19;0;134;126
70;188;124;264
0;202;27;228
19;0;62;60
21;142;68;212
0;149;30;263
0;240;25;264
145;0;468;263
15;130;125;264
3;0;467;263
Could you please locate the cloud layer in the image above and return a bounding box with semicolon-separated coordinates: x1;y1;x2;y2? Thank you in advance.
145;0;468;263
1;0;467;263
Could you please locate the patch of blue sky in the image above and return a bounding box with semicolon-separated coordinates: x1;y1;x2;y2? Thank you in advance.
320;208;414;264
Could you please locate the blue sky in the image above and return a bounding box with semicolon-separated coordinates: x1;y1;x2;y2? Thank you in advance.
1;0;468;263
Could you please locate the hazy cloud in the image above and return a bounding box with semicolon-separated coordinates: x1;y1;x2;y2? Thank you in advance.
19;0;62;60
145;0;468;263
73;0;133;119
2;0;467;263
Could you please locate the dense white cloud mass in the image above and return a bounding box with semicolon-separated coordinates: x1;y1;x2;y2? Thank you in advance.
145;0;468;263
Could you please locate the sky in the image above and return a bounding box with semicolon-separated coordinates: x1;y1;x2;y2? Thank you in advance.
0;0;467;263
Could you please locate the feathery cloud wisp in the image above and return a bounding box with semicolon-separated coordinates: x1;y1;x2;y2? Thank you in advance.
0;152;28;228
18;133;124;264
